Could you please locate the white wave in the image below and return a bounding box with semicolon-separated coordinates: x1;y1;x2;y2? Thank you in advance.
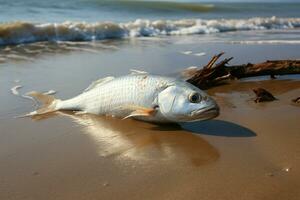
193;52;206;56
180;51;206;57
231;40;300;45
181;51;193;55
1;16;300;45
11;85;23;96
11;85;38;106
43;90;56;95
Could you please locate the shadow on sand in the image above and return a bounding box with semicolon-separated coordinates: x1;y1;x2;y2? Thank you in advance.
180;119;256;137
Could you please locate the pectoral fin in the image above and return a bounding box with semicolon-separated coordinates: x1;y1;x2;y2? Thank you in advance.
122;105;156;120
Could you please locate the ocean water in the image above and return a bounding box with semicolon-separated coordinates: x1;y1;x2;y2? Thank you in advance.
1;0;300;22
0;0;300;46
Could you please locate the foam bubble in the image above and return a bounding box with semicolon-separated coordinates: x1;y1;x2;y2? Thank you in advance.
231;40;300;45
43;90;57;95
11;85;23;96
181;51;193;55
194;52;206;56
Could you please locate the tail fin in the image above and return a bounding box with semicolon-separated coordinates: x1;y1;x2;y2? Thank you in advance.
23;91;60;117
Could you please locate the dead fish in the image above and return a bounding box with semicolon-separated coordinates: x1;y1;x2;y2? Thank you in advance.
26;71;219;123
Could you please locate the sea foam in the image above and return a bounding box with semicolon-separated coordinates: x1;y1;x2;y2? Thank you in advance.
1;17;300;45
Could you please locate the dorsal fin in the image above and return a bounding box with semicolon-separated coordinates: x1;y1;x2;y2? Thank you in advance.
130;69;148;75
84;76;114;92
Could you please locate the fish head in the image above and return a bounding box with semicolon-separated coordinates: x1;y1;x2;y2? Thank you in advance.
157;81;219;122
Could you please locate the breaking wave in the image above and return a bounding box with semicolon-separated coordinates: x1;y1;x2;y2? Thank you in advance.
1;17;300;46
230;40;300;45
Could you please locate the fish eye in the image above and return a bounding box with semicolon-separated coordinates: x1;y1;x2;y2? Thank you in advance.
189;93;201;103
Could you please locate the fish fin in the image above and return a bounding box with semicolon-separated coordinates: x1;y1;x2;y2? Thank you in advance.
130;69;148;75
84;76;115;92
122;106;156;120
23;91;60;117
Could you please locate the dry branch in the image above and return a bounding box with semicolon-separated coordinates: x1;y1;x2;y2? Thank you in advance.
186;53;300;89
292;97;300;104
252;88;277;103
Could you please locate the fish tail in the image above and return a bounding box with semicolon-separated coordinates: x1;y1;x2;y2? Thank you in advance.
24;91;61;117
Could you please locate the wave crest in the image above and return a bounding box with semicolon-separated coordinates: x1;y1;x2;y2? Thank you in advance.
1;17;300;46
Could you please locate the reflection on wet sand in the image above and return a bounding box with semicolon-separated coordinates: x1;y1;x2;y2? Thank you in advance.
34;112;219;167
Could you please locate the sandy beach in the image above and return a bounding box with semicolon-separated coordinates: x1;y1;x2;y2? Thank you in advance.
0;35;299;199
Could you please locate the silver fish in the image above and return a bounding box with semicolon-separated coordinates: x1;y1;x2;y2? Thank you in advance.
27;72;219;123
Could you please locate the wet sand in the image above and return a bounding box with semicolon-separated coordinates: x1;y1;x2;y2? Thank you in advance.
0;38;300;199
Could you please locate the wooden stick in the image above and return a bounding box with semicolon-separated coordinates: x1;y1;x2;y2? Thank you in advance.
186;53;300;89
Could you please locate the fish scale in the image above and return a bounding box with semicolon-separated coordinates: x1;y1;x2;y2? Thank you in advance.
56;74;173;118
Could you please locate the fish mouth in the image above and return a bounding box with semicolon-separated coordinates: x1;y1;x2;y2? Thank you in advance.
191;106;220;120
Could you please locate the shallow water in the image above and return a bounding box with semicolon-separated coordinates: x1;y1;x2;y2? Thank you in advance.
1;1;300;22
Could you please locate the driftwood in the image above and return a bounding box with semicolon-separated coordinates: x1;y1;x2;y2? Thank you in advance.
252;88;277;103
292;97;300;104
186;52;300;89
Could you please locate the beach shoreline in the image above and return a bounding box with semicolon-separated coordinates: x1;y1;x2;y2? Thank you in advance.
0;35;300;199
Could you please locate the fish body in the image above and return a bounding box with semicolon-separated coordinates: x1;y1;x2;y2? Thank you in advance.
28;73;219;123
